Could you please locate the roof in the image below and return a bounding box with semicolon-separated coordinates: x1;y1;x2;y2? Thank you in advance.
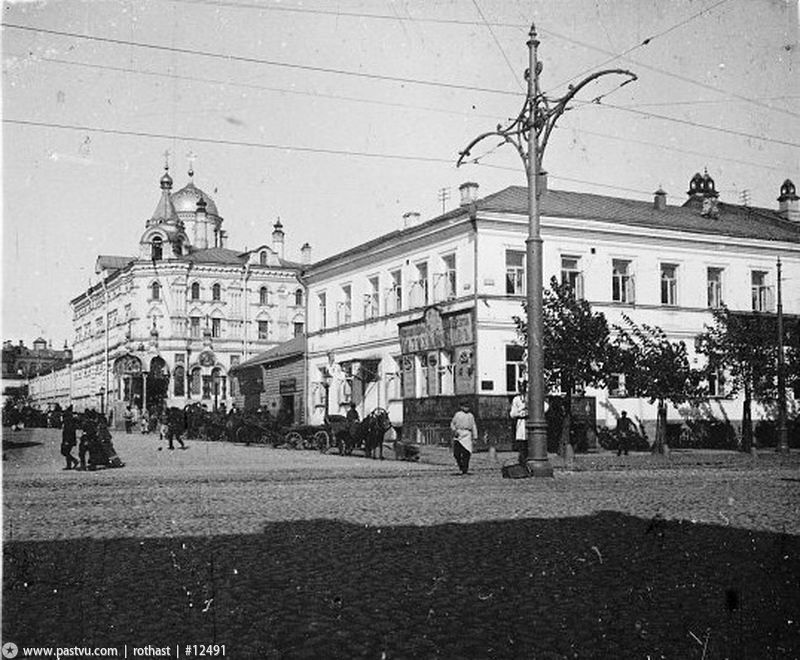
480;186;800;243
231;335;306;372
185;247;248;265
96;255;136;273
306;184;800;272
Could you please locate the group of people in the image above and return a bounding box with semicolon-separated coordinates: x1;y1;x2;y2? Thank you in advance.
59;407;124;471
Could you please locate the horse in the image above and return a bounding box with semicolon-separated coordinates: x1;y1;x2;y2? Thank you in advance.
360;408;392;459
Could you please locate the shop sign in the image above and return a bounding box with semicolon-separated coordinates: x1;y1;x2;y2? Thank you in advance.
399;307;473;354
279;378;297;394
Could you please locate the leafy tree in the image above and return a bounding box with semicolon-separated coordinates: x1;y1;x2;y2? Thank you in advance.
695;306;783;452
611;314;701;454
514;277;611;455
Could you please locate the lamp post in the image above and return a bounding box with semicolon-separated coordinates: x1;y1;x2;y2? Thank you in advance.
458;21;636;477
776;257;789;453
98;386;106;416
322;369;333;422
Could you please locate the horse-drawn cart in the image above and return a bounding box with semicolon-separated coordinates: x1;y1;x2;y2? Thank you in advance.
282;414;349;451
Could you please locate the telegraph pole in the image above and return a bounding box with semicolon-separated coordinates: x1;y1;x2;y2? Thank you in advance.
458;22;636;477
776;257;789;453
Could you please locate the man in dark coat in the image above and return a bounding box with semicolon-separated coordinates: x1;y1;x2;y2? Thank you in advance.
60;409;79;470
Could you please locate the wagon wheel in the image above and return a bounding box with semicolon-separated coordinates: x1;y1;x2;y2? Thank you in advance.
284;431;303;449
235;426;252;446
313;430;330;453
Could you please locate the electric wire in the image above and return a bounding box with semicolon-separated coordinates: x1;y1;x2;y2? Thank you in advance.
36;56;788;175
471;0;524;91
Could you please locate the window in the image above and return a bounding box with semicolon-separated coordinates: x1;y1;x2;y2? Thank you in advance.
190;316;201;338
437;351;455;395
660;264;678;306
707;267;723;308
211;317;221;338
612;259;634;303
293;321;304;337
151;282;161;301
258;320;270;340
190;367;202;396
212;283;221;301
416;354;430;398
505;345;526;393
191;282;200;300
259;287;269;305
412;262;429;307
506;250;525;295
151;236;163;261
294;289;303;306
608;373;627;397
438;254;457;300
318;292;327;329
339;285;352;324
174;366;185;397
365;276;379;319
561;256;584;299
751;270;772;312
387;269;402;314
707;370;725;397
259;251;267;266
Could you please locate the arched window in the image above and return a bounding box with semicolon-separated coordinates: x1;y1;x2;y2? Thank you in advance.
259;251;267;266
173;239;183;257
151;236;163;261
151;281;161;300
260;287;269;305
295;289;304;306
190;367;202;396
212;283;221;301
191;282;200;300
174;366;185;397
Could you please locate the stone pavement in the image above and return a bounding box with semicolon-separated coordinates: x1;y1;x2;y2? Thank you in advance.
3;428;800;658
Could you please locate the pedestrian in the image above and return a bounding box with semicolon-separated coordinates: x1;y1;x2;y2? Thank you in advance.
165;407;187;450
60;408;79;470
78;416;91;470
123;406;134;434
616;410;633;456
509;381;528;465
450;399;478;475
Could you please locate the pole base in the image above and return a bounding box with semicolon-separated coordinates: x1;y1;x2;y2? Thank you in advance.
526;459;554;478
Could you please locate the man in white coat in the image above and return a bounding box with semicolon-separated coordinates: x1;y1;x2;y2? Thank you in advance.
509;381;528;465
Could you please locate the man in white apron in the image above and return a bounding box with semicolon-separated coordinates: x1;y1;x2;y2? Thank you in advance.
450;400;478;475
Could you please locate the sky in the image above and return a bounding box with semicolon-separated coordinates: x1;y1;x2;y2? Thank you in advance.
2;0;798;348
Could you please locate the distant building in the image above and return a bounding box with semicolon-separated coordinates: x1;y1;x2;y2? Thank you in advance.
2;338;72;406
30;162;308;422
301;173;800;448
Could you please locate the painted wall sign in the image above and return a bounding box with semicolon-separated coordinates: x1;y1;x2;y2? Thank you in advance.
399;307;473;354
279;378;297;394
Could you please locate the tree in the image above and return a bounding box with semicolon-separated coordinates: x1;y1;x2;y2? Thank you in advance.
695;306;782;452
612;314;701;454
515;277;611;455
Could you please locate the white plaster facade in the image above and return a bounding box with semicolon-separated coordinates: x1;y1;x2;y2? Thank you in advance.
303;175;800;445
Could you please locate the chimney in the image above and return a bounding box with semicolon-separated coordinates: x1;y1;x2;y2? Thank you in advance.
778;179;799;222
195;197;208;249
272;219;285;259
301;242;312;264
653;188;667;211
459;182;479;206
402;211;421;229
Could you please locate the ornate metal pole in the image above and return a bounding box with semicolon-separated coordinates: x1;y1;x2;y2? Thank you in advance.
458;21;636;477
776;256;789;453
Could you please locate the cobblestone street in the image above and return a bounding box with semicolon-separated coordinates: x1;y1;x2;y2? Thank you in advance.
3;428;800;658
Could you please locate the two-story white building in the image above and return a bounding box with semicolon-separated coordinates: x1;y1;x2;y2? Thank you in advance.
302;172;800;448
67;163;308;423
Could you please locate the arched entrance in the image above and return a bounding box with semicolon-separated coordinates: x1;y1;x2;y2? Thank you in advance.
147;356;170;411
114;354;143;409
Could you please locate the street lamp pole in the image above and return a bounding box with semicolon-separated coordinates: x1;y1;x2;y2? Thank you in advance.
458;21;636;477
776;256;789;453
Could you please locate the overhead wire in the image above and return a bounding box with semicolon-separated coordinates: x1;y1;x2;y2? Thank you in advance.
36;56;788;175
471;0;524;91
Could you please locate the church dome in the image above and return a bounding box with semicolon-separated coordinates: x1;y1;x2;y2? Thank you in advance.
172;181;219;216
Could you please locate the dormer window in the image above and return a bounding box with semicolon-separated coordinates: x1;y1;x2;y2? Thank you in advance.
260;251;267;266
212;283;221;301
151;281;161;300
151;236;163;261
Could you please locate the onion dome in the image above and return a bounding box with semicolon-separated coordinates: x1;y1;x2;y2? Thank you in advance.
149;164;180;226
172;168;219;216
687;172;704;196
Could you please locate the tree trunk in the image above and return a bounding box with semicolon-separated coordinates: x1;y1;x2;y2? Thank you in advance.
741;383;753;453
651;400;668;454
559;390;572;458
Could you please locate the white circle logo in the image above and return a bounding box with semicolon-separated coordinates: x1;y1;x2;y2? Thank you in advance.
2;642;18;659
